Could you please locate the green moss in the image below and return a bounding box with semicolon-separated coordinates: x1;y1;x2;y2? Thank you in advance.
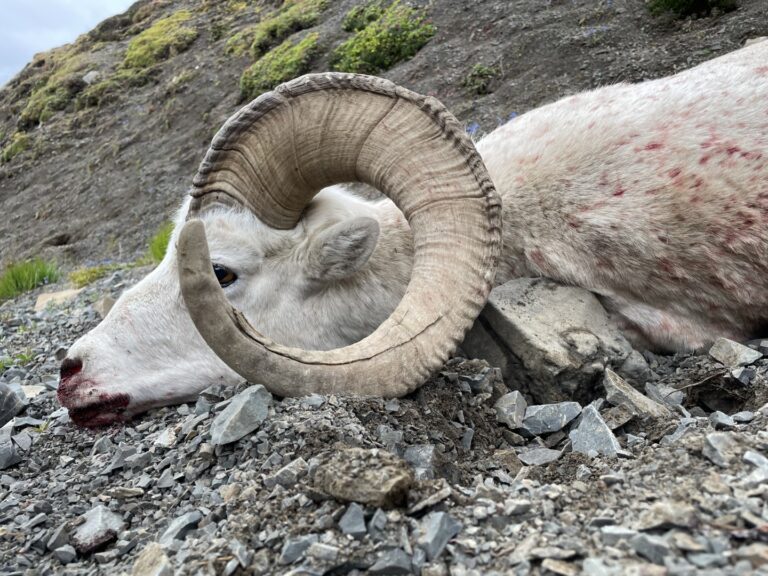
249;0;327;58
240;33;319;100
1;132;31;163
342;0;386;32
0;259;60;301
462;64;499;95
68;264;123;288
123;10;198;69
330;1;436;74
647;0;737;16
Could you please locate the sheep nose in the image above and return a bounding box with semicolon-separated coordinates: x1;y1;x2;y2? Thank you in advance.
60;357;83;381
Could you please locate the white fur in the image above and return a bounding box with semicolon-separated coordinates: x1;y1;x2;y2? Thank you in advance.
61;42;768;421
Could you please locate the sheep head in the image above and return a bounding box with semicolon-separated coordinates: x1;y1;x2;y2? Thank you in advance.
178;73;502;398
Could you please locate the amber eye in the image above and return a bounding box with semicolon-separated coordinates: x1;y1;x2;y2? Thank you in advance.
212;264;237;287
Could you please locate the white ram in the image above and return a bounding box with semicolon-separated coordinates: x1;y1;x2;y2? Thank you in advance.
59;42;768;426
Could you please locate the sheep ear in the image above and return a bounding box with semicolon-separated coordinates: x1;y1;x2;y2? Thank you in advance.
307;217;380;280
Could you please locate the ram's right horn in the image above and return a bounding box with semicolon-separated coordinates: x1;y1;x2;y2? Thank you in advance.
177;73;502;397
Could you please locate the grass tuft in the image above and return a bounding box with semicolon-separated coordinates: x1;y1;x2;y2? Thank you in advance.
240;33;319;100
0;350;35;372
462;64;499;95
146;221;175;264
0;259;60;301
330;0;436;74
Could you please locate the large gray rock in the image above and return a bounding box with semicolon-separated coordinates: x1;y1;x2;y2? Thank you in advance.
338;503;367;538
158;510;202;546
462;278;633;403
279;534;318;564
210;385;271;445
0;427;21;470
521;402;582;435
0;383;24;428
630;533;671;565
415;511;462;561
71;505;125;554
53;544;77;564
709;337;762;368
569;405;622;457
495;391;527;429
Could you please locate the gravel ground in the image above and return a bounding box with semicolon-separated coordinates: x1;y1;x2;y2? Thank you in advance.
2;273;768;575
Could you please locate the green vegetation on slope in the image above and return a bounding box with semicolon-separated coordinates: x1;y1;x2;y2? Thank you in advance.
0;259;60;301
123;10;198;69
331;0;436;74
1;132;31;163
342;0;386;32
18;47;92;128
145;221;175;264
250;0;327;57
240;33;319;100
68;264;123;288
77;68;154;109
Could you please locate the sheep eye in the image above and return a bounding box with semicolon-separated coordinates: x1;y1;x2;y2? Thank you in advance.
212;264;237;287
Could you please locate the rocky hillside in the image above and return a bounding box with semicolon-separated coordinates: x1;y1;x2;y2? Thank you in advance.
0;0;766;270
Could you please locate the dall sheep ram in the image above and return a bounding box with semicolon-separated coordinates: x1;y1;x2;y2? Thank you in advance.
59;41;768;427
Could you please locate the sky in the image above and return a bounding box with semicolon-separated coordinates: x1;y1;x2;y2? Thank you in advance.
0;0;136;86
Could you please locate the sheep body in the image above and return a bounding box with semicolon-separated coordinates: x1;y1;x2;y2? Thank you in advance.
59;42;768;424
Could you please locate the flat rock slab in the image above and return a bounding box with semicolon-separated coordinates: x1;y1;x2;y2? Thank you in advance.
312;447;413;508
34;288;83;312
71;505;125;554
603;369;671;418
462;278;633;403
368;548;412;575
158;511;202;546
635;501;697;531
210;385;271;445
518;447;562;466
